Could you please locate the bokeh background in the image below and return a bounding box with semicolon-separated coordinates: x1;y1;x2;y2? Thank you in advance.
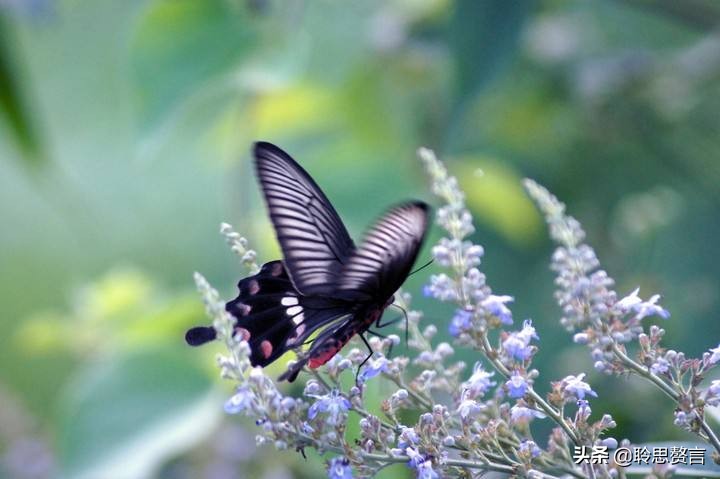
2;0;720;478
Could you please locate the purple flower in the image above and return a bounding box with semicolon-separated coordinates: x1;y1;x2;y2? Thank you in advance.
406;448;438;479
616;288;670;321
461;362;495;399
502;320;539;361
601;437;618;449
674;410;696;427
424;274;457;301
457;398;483;420
308;389;351;425
431;238;455;266
706;380;720;406
519;440;542;458
577;399;592;420
328;457;352;479
517;319;539;342
398;427;420;449
710;380;720;395
708;345;720;365
415;460;439;479
510;404;546;423
481;294;514;325
224;385;255;414
506;372;529;398
405;447;425;468
359;356;388;382
573;332;589;344
301;422;315;434
449;309;473;337
650;357;670;374
562;373;597;400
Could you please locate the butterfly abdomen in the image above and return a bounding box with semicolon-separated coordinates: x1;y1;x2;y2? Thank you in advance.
307;306;383;369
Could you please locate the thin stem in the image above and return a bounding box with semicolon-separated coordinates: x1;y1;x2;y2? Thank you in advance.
612;344;720;456
479;332;581;446
612;344;678;400
289;425;524;474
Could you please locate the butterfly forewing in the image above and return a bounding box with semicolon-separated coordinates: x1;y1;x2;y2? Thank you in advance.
337;201;429;301
254;142;356;296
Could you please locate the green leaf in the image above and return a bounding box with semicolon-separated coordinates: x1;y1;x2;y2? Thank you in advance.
57;346;221;479
130;0;256;130
0;14;44;167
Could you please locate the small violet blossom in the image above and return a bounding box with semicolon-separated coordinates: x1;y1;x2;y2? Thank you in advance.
510;404;546;423
502;320;539;361
650;357;670;375
224;384;254;414
706;380;720;406
616;288;670;321
708;345;720;365
358;356;388;382
457;397;484;420
481;294;514;325
328;457;352;479
423;273;457;301
462;362;496;399
397;426;420;449
449;309;472;337
562;373;597;400
308;389;351;425
519;440;542;458
577;399;592;420
506;372;529;398
415;460;440;479
407;447;438;479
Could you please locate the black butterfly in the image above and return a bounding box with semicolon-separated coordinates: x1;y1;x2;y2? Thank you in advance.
185;142;430;382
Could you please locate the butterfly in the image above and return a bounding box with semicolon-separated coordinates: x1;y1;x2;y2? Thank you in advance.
185;142;430;382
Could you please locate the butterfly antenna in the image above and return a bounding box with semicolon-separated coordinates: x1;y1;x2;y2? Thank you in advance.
408;258;434;277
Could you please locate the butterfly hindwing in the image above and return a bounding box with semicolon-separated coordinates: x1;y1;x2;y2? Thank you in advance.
225;261;353;370
254;142;356;296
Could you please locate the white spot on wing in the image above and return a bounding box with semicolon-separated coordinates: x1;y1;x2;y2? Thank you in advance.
286;305;303;317
292;313;304;325
281;296;298;306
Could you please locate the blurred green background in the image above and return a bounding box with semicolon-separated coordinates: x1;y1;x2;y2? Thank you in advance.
2;0;720;477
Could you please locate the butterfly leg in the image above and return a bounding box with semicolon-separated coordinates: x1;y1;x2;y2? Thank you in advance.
355;333;374;385
375;315;402;328
388;304;410;347
367;329;394;358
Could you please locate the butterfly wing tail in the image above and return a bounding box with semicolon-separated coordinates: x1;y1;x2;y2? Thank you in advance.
185;326;217;346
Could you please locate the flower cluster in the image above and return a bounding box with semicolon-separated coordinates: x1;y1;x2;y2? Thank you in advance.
525;179;720;456
190;149;720;478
